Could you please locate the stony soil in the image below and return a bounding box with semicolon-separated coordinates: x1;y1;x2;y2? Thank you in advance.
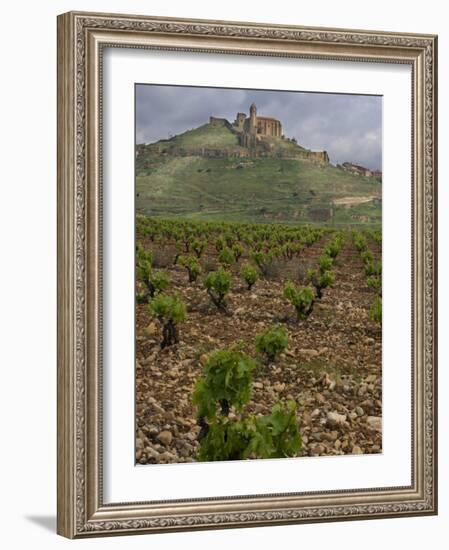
135;235;382;465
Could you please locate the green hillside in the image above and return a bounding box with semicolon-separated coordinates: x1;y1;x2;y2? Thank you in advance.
164;123;241;148
136;122;381;226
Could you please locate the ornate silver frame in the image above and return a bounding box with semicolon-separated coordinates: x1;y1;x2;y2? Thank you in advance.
57;11;438;538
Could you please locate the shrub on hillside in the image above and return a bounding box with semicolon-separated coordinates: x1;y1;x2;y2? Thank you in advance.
318;254;333;273
370;296;382;325
192;346;301;461
240;263;258;291
204;268;232;311
367;276;381;294
255;325;289;363
251;251;274;278
179;255;202;282
192;239;206;258
232;243;244;262
283;281;315;321
307;268;335;299
218;247;236;267
137;259;169;298
148;293;187;348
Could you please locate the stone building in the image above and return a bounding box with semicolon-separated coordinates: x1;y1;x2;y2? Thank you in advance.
340;162;381;178
232;103;283;148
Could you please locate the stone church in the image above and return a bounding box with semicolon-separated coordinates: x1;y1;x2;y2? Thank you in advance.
210;102;284;149
233;103;283;148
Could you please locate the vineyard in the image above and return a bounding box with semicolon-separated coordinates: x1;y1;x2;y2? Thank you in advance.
135;215;382;464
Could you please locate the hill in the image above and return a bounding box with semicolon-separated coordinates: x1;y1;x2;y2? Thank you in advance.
155;122;241;149
136;121;381;226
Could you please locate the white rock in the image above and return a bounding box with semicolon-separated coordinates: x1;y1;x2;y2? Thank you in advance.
157;430;173;446
145;322;159;335
299;349;319;357
326;411;347;427
366;416;382;432
152;402;165;414
358;383;368;397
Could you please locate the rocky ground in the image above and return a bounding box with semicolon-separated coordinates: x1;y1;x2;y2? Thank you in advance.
135;235;382;465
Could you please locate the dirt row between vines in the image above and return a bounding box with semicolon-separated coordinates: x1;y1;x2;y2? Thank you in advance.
135;234;382;465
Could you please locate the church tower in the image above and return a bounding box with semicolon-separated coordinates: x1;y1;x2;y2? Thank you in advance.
249;103;257;134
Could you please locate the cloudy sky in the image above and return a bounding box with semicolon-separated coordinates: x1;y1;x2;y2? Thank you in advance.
136;84;382;170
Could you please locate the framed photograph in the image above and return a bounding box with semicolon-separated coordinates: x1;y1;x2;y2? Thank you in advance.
57;11;438;538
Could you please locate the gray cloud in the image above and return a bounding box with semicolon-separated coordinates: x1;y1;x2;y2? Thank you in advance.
136;84;382;170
